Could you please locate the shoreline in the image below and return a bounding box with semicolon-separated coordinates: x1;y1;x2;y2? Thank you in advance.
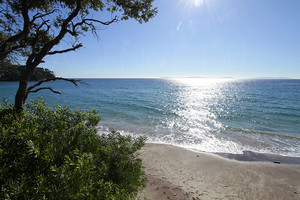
138;143;300;200
216;150;300;165
147;142;300;165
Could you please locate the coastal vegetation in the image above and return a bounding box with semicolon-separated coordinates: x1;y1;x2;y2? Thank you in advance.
0;98;146;199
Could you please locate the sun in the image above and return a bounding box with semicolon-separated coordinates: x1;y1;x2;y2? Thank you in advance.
179;0;205;9
194;0;204;7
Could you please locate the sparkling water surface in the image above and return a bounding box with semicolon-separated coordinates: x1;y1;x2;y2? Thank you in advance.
1;78;299;157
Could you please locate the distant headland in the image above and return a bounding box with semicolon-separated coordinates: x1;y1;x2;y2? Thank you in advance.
0;65;55;81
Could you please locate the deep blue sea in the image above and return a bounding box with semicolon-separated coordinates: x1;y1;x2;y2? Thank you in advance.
1;78;300;157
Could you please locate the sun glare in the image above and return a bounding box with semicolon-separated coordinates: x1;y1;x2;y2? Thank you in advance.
171;78;233;87
194;0;204;7
180;0;205;8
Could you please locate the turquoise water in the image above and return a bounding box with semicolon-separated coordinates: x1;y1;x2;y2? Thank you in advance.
1;78;300;157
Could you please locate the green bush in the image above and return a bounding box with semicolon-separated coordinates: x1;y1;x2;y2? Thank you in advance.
0;98;146;199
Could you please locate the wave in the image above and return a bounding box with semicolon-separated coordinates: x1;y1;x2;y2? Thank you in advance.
97;121;300;158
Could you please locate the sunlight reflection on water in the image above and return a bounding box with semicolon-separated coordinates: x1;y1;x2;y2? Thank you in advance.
140;78;300;156
154;78;245;153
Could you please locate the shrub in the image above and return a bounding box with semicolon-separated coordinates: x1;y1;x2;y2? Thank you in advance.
0;98;146;200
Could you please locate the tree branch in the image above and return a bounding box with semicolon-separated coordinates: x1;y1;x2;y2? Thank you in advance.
25;77;83;100
67;16;118;37
27;87;61;94
84;17;118;26
27;77;82;92
30;0;82;67
0;0;30;60
48;44;83;55
34;19;51;33
31;10;58;23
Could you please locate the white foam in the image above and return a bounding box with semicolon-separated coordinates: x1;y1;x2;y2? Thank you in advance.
96;122;300;157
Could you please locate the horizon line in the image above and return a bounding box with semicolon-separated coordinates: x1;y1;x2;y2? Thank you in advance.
62;77;299;80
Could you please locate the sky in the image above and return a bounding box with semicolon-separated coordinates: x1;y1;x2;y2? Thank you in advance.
41;0;300;79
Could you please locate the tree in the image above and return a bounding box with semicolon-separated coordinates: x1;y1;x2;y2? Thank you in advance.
0;0;157;111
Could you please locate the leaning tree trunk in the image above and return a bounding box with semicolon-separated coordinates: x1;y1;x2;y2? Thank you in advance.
15;66;35;111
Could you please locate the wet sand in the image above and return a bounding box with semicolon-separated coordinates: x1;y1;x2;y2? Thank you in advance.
138;144;300;200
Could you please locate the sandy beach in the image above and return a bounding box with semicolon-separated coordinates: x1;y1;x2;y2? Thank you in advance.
138;144;300;200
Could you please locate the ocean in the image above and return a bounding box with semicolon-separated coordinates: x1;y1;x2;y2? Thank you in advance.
1;78;300;158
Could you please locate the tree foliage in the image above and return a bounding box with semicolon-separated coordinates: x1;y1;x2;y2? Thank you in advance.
0;98;146;199
1;0;157;60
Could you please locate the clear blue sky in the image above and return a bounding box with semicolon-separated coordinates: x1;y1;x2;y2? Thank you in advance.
41;0;300;79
